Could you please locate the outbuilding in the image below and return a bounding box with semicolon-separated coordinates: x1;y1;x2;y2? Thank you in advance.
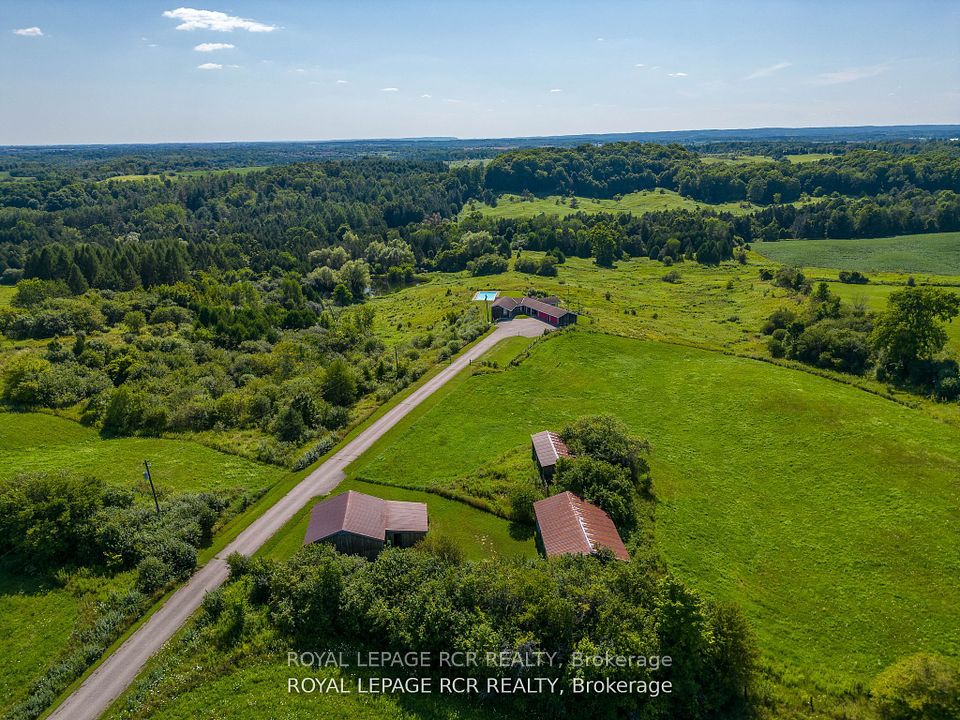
533;491;629;561
491;295;577;327
303;490;428;559
530;430;572;482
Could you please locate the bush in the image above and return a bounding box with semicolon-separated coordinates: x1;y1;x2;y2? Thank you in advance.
469;253;508;276
871;653;960;720
508;481;543;524
135;555;172;593
292;434;338;471
554;456;634;527
661;270;682;283
839;270;869;284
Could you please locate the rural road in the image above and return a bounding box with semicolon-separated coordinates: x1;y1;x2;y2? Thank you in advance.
49;317;551;720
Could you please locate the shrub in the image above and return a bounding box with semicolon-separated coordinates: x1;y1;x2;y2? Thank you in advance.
469;253;509;276
661;270;682;283
135;555;172;593
871;653;960;720
839;270;869;284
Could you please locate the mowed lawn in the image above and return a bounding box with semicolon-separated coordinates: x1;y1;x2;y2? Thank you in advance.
0;412;287;494
349;331;960;684
754;232;960;275
257;478;536;564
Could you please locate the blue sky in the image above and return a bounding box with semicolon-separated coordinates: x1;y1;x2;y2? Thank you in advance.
1;1;958;144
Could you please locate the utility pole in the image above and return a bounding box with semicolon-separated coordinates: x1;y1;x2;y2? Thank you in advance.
143;460;161;517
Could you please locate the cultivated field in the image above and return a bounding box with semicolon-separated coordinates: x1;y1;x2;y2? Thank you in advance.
754;232;960;275
348;330;960;685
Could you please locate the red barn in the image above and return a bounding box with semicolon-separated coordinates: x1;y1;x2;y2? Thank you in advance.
533;491;629;561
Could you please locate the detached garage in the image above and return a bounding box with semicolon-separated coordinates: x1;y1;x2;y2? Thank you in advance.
303;490;428;560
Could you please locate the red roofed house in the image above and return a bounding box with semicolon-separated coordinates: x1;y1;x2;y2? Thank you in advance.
303;490;428;559
533;491;629;561
491;295;577;327
530;430;572;482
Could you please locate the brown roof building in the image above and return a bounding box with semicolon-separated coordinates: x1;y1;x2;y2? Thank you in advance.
531;430;572;481
533;491;629;561
304;490;428;559
491;296;577;327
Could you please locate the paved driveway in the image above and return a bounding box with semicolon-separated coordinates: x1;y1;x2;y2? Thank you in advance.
49;317;553;720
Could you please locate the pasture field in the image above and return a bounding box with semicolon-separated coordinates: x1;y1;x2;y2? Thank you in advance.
0;412;287;495
0;412;286;713
256;477;536;564
348;330;960;685
462;188;763;220
754;231;960;275
0;284;14;306
827;281;960;354
101;166;269;182
699;153;832;165
371;254;793;354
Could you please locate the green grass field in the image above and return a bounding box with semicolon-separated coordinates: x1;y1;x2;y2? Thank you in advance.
826;281;960;354
0;412;287;495
101;166;268;183
0;412;287;714
754;232;960;275
257;477;536;564
0;285;14;306
463;189;763;220
348;330;960;685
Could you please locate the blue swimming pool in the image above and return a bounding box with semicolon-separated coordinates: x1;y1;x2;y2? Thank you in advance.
472;291;499;301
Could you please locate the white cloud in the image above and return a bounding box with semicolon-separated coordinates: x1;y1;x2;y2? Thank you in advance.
668;72;688;77
163;8;276;32
335;79;348;84
197;62;223;70
596;37;605;42
13;27;43;37
634;63;645;68
381;87;398;92
194;42;234;52
744;61;791;80
811;64;886;85
420;93;432;98
549;88;562;93
291;68;306;73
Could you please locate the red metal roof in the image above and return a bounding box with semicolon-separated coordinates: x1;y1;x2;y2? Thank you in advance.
519;296;574;319
531;430;572;468
304;491;428;544
533;491;629;561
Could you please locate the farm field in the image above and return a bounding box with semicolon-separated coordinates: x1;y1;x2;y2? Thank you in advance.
348;330;960;685
256;477;536;564
371;254;793;354
754;231;960;275
827;281;960;354
0;412;287;714
462;188;764;220
101;166;269;182
0;412;287;494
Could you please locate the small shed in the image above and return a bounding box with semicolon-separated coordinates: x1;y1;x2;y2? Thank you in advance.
533;491;629;561
303;490;428;560
531;430;572;482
